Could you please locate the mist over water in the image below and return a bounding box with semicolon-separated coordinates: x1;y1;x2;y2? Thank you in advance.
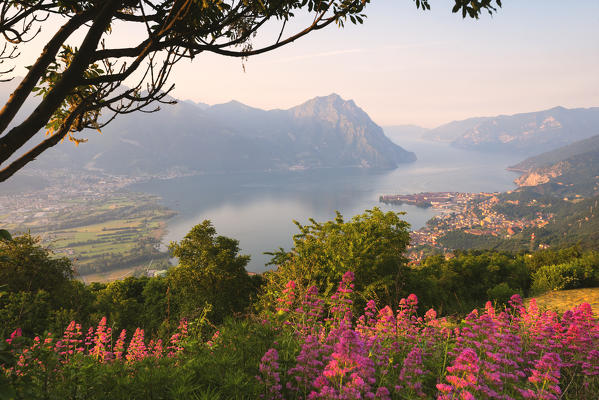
130;138;523;272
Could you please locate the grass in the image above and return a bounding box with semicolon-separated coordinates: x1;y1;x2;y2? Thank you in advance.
50;219;163;257
527;287;599;314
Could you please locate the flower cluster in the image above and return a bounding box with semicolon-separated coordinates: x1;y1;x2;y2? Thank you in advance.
3;272;599;399
167;318;188;357
259;273;599;399
2;315;191;378
258;348;283;400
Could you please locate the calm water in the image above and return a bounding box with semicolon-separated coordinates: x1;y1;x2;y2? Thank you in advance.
130;138;523;272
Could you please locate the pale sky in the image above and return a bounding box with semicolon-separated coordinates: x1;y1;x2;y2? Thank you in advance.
8;0;599;128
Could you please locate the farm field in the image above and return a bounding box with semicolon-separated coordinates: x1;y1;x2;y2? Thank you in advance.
5;192;176;277
79;265;142;283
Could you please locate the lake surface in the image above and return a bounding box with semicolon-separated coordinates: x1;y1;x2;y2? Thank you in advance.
130;138;523;272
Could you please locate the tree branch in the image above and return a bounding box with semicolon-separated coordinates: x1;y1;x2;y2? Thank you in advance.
0;1;120;166
0;102;83;182
0;9;93;136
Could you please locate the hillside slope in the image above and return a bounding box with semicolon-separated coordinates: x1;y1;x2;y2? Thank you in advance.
506;135;599;197
451;106;599;155
509;134;599;172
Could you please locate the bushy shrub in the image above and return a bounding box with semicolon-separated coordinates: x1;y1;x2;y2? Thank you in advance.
260;208;411;313
531;261;593;294
255;273;599;399
487;282;519;305
409;251;530;315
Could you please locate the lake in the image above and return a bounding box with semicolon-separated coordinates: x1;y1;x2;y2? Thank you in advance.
130;138;523;272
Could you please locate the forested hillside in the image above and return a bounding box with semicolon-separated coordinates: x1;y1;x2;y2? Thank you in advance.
509;134;599;172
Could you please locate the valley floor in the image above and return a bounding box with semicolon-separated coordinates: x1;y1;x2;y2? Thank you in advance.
1;170;176;278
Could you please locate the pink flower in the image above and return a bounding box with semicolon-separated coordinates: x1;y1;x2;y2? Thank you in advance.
126;328;147;362
258;348;283;400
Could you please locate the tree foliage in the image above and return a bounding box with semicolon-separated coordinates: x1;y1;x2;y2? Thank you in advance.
168;220;254;322
262;208;411;310
0;0;501;181
0;233;81;336
407;250;530;315
530;256;599;295
0;233;73;300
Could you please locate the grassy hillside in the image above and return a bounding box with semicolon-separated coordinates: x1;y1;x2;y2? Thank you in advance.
528;287;599;314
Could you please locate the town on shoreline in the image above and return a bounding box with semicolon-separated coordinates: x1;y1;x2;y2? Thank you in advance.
381;191;554;263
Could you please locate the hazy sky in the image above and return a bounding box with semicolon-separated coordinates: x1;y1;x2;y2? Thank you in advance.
9;0;599;128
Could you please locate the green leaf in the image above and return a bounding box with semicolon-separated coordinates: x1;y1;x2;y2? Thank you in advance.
0;229;12;241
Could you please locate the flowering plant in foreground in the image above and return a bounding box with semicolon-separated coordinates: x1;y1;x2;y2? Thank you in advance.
2;273;599;399
2;318;189;379
258;271;599;399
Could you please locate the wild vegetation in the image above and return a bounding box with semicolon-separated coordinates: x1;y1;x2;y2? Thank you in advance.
2;272;598;399
2;209;599;398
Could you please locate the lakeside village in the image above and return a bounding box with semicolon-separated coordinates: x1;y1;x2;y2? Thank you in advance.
0;166;199;226
380;192;554;263
0;170;177;280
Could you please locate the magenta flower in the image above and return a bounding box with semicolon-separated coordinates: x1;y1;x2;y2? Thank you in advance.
90;317;112;362
126;328;147;363
258;348;283;400
437;348;479;400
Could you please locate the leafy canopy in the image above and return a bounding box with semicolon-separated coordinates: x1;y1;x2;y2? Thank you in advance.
168;220;254;322
262;207;411;310
0;233;73;299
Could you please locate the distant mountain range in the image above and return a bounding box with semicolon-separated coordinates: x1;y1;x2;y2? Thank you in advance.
420;106;599;156
4;78;599;179
1;87;415;176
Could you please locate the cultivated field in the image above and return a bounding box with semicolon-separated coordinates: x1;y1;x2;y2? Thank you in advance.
6;192;176;277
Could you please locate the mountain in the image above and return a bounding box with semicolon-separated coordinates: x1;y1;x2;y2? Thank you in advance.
451;107;599;155
421;107;599;156
507;135;599;197
183;99;210;110
509;134;599;172
2;89;415;176
421;117;489;143
283;95;416;169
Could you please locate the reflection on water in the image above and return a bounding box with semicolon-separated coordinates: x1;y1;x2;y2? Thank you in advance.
130;139;523;272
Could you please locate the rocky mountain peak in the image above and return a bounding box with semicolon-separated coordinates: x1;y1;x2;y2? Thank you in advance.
290;93;367;124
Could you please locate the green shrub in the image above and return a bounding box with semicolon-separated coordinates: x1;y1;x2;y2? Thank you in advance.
487;282;519;305
531;262;587;295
